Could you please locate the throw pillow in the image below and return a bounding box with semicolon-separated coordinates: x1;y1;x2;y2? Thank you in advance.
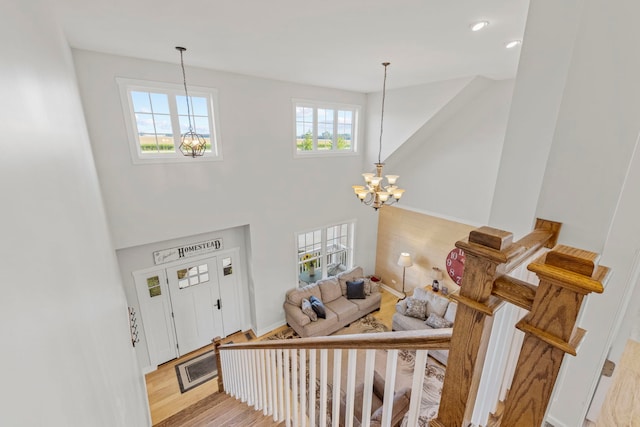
301;298;318;321
309;295;326;319
405;297;428;320
426;296;450;318
346;279;366;299
425;313;453;329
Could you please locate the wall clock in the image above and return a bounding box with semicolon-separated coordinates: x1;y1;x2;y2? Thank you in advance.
445;248;465;286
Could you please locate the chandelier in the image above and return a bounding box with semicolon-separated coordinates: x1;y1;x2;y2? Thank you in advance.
175;46;207;158
352;62;405;210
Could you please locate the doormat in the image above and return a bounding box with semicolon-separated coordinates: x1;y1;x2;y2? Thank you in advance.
175;350;217;393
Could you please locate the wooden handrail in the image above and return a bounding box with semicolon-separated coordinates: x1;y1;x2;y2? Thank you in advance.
217;328;452;351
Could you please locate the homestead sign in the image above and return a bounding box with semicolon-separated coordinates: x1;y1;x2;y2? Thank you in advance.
153;238;223;265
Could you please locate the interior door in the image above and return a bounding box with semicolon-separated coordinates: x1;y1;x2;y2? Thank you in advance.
133;269;177;366
166;257;224;356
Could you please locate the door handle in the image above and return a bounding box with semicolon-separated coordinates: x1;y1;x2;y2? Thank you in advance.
216;299;221;310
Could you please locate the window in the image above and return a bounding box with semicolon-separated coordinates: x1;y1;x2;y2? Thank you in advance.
293;100;359;156
176;264;210;289
118;78;222;164
296;221;355;280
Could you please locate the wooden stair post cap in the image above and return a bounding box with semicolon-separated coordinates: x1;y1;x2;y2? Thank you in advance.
468;226;514;251
544;244;600;276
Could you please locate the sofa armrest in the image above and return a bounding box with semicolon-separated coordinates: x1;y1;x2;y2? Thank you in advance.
395;299;408;316
283;302;311;327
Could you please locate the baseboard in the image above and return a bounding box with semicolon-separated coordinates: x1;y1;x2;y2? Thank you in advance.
380;283;404;298
544;414;567;427
256;319;286;338
142;365;156;375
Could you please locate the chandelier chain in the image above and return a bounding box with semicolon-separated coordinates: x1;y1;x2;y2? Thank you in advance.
378;62;389;165
178;48;194;133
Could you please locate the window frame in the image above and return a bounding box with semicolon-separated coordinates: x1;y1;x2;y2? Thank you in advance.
295;220;356;280
117;78;223;164
292;99;360;158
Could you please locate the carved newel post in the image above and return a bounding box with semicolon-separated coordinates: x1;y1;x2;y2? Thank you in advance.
500;245;609;426
213;336;224;392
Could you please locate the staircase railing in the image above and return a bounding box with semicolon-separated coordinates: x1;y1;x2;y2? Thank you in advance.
214;329;452;427
214;218;611;427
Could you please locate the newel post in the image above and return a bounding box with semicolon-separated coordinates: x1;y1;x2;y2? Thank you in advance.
432;227;516;427
500;245;609;426
213;336;224;392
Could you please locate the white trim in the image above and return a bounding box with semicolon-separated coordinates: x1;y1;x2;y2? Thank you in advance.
116;77;223;164
256;320;287;339
380;283;404;298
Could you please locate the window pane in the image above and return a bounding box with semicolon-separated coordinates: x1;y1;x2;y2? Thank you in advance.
149;93;170;114
193;116;210;136
135;113;156;134
154;114;173;135
131;91;151;113
190;97;209;116
296;106;314;152
317;108;334;150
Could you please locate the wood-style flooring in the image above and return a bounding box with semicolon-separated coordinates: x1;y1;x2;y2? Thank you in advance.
145;288;399;426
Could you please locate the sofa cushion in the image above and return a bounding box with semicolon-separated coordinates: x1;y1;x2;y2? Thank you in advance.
301;298;317;321
286;283;322;307
309;295;327;318
337;266;364;295
317;277;342;303
325;297;358;321
302;308;339;336
395;299;408;316
349;292;382;313
444;301;457;323
405;297;428;320
346;279;365;299
412;287;450;317
392;311;431;331
425;313;453;329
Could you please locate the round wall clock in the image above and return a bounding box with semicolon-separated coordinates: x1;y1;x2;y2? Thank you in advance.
445;248;465;286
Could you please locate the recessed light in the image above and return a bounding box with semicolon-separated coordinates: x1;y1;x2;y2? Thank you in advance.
505;40;522;49
471;21;489;32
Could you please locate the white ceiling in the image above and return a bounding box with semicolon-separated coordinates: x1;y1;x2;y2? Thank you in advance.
51;0;530;93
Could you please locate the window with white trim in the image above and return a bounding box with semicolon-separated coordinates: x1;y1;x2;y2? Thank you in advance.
294;100;359;155
296;221;355;281
118;78;222;163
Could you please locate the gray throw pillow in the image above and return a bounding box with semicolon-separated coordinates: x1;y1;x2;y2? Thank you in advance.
309;295;326;319
405;297;428;320
425;313;453;329
301;298;318;321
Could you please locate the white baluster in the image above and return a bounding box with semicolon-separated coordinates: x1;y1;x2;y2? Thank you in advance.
332;349;342;427
272;349;279;421
268;349;277;420
406;349;428;427
381;349;398;427
309;349;317;427
239;350;246;402
300;349;307;427
284;349;291;427
360;349;376;425
278;349;285;422
261;349;268;415
319;349;328;427
251;350;262;411
344;349;357;427
292;349;299;427
246;350;253;405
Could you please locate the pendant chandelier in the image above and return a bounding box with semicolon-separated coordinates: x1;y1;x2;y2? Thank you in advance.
175;46;207;158
352;62;405;210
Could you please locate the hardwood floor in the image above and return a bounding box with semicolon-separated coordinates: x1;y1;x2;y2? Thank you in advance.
145;288;398;426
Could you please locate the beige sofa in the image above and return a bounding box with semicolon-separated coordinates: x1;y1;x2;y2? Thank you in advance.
392;287;457;365
284;266;381;338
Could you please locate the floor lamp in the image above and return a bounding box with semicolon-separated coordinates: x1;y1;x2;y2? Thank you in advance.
397;252;413;301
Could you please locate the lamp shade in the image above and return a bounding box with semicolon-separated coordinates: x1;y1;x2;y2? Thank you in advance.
397;252;413;267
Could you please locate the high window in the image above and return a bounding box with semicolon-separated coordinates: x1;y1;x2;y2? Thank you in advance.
294;100;359;156
296;222;355;281
118;78;222;164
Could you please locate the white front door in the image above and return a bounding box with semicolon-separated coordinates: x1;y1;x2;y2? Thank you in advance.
166;256;224;356
133;269;178;366
217;250;242;336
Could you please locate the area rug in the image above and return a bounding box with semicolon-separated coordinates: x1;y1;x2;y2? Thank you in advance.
264;314;389;340
175;350;218;393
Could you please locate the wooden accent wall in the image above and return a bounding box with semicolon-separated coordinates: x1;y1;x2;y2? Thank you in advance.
375;206;475;295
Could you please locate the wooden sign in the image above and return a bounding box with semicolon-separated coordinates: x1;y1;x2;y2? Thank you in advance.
153;238;223;265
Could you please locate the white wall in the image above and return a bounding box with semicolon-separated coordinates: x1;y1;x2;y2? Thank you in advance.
72;50;379;334
489;0;640;425
382;78;514;225
0;2;149;426
365;77;473;166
